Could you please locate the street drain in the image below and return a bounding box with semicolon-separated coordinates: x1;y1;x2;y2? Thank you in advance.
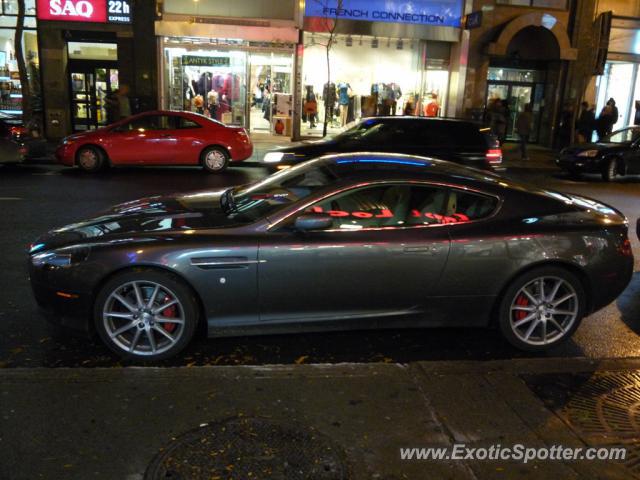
144;417;349;480
524;371;640;475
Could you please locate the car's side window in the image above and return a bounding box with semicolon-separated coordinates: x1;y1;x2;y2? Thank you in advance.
443;189;498;223
125;115;172;131
300;184;498;231
302;184;449;230
174;117;202;129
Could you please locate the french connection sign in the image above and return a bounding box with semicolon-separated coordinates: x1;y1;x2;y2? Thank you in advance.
304;0;463;28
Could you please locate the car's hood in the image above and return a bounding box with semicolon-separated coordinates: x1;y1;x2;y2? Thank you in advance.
562;142;628;155
30;189;236;252
274;138;336;153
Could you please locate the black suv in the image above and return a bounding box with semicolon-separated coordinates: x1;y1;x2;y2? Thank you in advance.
263;117;502;170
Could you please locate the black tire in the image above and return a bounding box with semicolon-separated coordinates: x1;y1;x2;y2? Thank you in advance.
602;157;618;182
201;146;229;173
76;146;105;173
497;266;586;352
94;269;198;362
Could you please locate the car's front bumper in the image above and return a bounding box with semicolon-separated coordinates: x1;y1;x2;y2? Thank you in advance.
555;156;602;173
29;262;93;333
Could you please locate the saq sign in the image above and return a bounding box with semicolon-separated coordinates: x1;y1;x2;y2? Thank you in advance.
37;0;132;23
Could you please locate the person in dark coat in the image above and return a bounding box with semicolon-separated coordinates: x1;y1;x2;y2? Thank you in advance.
576;101;595;143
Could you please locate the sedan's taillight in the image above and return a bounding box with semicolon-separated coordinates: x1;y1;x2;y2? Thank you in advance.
486;148;502;165
619;238;633;257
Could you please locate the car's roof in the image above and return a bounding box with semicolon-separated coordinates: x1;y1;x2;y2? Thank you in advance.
360;116;482;126
315;152;503;186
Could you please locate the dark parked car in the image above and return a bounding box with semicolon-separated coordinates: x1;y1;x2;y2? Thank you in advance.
0;111;47;159
556;126;640;181
263;117;502;170
29;153;633;361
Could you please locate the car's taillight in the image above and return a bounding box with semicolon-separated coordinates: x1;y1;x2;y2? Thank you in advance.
486;148;502;164
619;239;633;257
10;126;28;138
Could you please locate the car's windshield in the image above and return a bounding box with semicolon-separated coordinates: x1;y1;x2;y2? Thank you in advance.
607;127;640;143
222;161;339;223
333;119;382;141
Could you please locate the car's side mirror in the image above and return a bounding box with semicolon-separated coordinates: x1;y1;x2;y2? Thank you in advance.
294;214;333;231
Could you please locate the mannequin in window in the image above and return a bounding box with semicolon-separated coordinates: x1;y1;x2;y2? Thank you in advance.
207;89;218;119
323;82;337;124
391;83;402;116
424;93;440;117
337;82;351;126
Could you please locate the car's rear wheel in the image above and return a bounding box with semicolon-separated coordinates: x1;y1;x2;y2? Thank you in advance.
602;157;618;182
498;267;585;352
77;146;105;173
201;146;229;173
94;269;198;362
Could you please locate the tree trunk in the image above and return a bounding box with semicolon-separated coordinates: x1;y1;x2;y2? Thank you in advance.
323;45;331;137
14;0;31;123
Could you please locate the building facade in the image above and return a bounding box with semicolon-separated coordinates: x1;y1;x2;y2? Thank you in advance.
32;0;640;144
37;0;157;139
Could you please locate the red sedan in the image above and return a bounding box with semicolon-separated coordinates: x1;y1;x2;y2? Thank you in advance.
56;110;253;173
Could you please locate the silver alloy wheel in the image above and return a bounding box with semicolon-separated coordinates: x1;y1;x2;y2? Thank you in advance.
78;148;98;170
204;149;226;171
102;280;186;356
509;276;579;346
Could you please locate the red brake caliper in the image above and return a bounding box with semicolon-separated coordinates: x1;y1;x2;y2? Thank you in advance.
158;295;177;333
514;294;529;322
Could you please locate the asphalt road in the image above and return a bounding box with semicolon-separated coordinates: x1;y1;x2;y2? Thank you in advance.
1;162;639;368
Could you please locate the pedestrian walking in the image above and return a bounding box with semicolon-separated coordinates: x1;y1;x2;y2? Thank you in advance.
515;103;533;160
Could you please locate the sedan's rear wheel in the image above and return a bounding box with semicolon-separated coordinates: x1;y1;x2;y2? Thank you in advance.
201;146;229;173
94;270;198;361
77;146;104;173
498;267;585;351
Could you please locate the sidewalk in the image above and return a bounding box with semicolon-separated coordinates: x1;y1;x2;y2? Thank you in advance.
2;357;638;479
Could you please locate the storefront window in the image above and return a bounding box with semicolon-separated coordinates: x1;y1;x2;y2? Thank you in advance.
0;28;39;116
161;37;294;132
0;0;39;118
248;52;293;133
595;62;636;131
301;32;429;137
164;46;247;126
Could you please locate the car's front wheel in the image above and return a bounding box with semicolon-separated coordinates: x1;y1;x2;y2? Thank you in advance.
602;157;619;182
201;146;229;173
76;146;105;173
498;267;585;352
94;269;198;362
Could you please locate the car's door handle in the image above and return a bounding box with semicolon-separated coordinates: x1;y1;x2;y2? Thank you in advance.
403;246;437;255
161;134;173;138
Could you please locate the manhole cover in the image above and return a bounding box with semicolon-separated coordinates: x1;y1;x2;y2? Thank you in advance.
145;417;349;480
525;371;640;476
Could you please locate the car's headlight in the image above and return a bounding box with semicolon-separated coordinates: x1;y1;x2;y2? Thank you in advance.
31;247;90;268
264;152;285;163
62;137;75;146
577;149;599;158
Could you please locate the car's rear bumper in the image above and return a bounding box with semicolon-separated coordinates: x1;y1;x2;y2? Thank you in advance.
231;141;253;162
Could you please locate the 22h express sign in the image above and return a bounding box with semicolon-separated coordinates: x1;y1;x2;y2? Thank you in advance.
37;0;132;24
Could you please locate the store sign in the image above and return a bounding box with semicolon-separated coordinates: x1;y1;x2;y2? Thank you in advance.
182;56;231;67
304;0;463;28
36;0;132;24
